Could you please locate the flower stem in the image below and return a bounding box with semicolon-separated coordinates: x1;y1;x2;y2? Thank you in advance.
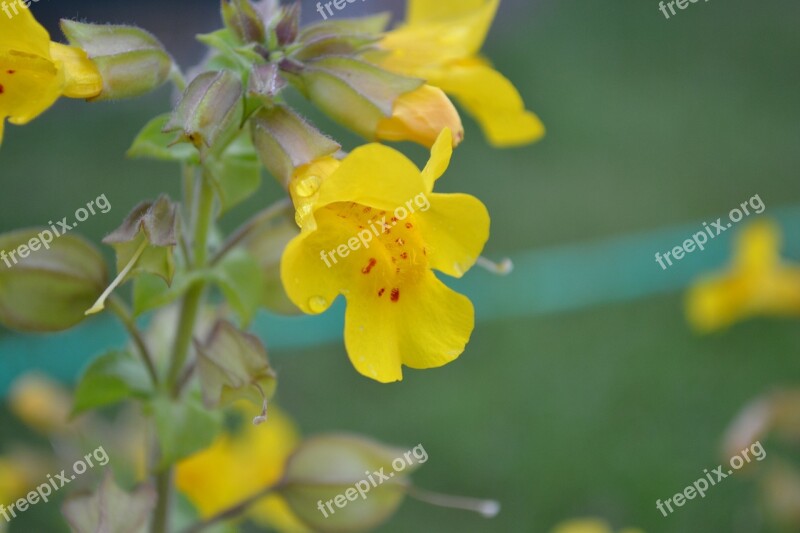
106;294;159;386
209;197;292;267
152;469;174;533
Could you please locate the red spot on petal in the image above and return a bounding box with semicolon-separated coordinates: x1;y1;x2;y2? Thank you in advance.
363;207;372;213
391;216;398;222
400;252;408;259
0;84;4;94
390;288;400;302
378;288;386;297
405;222;413;229
395;238;404;245
361;258;377;274
6;70;14;74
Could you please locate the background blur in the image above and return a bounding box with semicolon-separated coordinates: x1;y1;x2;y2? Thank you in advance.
2;0;800;532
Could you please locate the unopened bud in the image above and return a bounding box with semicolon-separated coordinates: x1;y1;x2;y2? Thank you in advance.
60;20;172;101
164;71;244;154
221;0;266;44
251;105;340;186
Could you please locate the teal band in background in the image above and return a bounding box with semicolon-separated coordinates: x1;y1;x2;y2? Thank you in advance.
2;207;799;395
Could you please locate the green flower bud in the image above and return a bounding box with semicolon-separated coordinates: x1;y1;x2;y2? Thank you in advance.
275;2;300;46
250;105;340;186
60;20;172;101
279;434;420;532
164;71;244;155
283;56;423;141
0;229;106;332
221;0;266;44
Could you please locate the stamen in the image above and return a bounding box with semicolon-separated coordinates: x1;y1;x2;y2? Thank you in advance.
476;256;514;276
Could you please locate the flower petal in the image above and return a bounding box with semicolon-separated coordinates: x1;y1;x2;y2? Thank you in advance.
376;85;463;149
432;59;545;147
49;42;102;99
0;8;52;58
344;270;474;382
419;193;490;278
0;50;62;134
315;143;426;211
421;128;454;191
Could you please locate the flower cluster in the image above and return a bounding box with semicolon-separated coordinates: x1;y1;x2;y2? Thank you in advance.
0;0;542;530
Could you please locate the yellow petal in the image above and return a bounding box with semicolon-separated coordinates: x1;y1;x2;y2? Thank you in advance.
421;128;454;191
419;193;490;278
0;50;63;129
8;373;72;434
734;219;781;273
49;42;102;99
176;404;301;522
0;7;52;58
407;0;499;25
251;494;311;533
550;518;613;533
432;59;545;147
315;142;427;212
344;270;474;382
376;85;464;149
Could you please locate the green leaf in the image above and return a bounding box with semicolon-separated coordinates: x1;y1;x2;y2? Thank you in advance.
127;114;200;163
72;351;153;416
62;473;156;533
0;230;106;332
207;134;263;215
132;271;205;317
211;250;264;325
152;394;221;471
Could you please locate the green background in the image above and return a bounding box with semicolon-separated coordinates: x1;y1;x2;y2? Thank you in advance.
1;0;799;531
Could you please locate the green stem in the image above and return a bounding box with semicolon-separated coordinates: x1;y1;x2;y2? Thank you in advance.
106;295;159;386
152;469;173;533
209;197;292;267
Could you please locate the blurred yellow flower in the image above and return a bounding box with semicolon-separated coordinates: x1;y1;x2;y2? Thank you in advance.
8;373;72;434
0;9;101;145
175;404;308;532
551;518;643;533
686;220;800;332
373;0;544;147
281;129;489;382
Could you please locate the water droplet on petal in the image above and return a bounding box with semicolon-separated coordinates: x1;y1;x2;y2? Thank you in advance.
294;174;321;198
295;203;313;227
308;295;328;313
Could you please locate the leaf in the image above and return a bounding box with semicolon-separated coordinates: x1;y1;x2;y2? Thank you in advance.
152;394;221;471
62;472;157;533
127;114;200;163
0;230;106;332
132;271;205;317
72;351;153;416
207;134;263;216
211;250;264;325
196;320;277;415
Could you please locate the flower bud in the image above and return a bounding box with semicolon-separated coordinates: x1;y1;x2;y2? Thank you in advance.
60;20;172;101
279;434;419;532
221;0;266;44
164;71;244;155
8;374;72;435
251;105;340;187
377;85;464;148
275;1;300;46
285;57;432;145
0;229;106;332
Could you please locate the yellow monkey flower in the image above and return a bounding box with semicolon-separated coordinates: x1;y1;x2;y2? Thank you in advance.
281;128;489;383
372;0;544;147
0;8;101;145
686;220;800;332
175;404;309;532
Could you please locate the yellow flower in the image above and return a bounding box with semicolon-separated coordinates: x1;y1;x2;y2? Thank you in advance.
175;404;309;532
0;9;102;144
686;220;800;332
551;518;643;533
281;128;489;383
377;84;464;148
8;373;72;434
372;0;544;148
